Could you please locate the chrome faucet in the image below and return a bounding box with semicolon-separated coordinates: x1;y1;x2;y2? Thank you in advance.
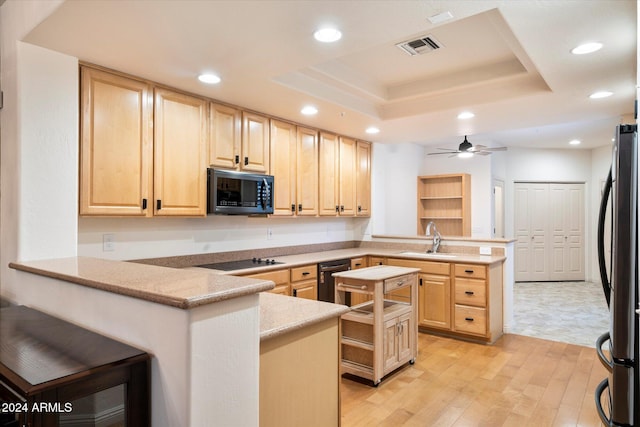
425;221;442;253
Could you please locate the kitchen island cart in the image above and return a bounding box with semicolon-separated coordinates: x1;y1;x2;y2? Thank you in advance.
334;265;419;385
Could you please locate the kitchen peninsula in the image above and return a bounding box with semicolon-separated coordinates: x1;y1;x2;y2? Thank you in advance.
8;257;347;426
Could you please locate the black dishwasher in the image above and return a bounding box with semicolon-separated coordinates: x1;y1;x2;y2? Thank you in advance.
317;259;351;304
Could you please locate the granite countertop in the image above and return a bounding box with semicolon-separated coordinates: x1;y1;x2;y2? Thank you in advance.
194;248;506;276
9;257;274;309
259;292;350;341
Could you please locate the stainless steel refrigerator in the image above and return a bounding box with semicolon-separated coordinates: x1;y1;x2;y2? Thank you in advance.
596;124;639;426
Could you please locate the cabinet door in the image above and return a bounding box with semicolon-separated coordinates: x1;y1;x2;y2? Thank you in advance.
383;318;399;371
209;103;241;169
356;141;371;217
243;269;290;296
296;127;319;216
291;279;317;300
241;112;270;173
418;273;451;330
397;312;413;363
339;137;357;216
270;120;297;216
80;67;153;216
154;88;208;216
319;132;339;216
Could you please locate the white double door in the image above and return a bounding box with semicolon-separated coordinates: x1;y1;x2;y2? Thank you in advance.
514;182;585;282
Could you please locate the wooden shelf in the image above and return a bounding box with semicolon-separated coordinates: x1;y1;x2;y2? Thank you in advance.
417;174;470;236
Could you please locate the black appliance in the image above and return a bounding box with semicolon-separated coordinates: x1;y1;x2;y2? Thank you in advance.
207;168;274;215
197;258;283;271
596;124;639;426
318;259;351;304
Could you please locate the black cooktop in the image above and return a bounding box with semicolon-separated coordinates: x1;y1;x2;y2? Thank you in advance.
196;258;284;271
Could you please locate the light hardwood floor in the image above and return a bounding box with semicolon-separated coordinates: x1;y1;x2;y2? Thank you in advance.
341;332;608;426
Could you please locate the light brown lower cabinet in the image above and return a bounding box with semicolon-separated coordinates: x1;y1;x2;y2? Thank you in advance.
290;264;318;300
244;269;290;295
386;257;503;343
242;265;318;300
260;318;340;427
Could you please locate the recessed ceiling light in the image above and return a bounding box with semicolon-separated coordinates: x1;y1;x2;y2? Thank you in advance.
301;106;318;115
457;111;475;119
198;73;221;84
365;127;380;134
590;91;613;99
569;139;581;145
314;28;342;43
571;42;603;55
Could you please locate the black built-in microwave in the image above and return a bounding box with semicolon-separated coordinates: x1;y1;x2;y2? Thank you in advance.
207;168;274;215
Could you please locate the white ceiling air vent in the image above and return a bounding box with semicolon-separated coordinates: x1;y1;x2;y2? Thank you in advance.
396;35;442;56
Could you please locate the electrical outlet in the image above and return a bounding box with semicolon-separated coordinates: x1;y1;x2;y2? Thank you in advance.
479;246;492;255
267;228;273;240
103;233;115;252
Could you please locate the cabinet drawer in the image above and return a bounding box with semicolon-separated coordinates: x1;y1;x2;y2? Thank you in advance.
388;258;450;275
245;269;289;285
384;274;416;294
290;265;317;282
351;257;366;269
454;264;486;279
454;278;486;307
368;256;386;266
454;305;487;336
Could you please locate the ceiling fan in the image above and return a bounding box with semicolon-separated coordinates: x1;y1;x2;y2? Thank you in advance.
428;136;507;158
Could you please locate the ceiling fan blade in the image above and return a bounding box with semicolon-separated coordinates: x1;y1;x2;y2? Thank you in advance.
474;145;507;152
475;151;492;156
427;151;458;156
436;147;457;151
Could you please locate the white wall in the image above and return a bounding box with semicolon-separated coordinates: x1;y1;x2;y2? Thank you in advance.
370;142;424;236
78;216;369;260
1;0;74;295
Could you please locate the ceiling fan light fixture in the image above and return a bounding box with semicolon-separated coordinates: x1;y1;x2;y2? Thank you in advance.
458;151;473;158
458;135;473;152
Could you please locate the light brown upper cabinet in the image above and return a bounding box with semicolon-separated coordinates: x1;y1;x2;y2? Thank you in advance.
296;127;319;216
270;120;297;216
319;132;340;215
319;134;371;217
80;67;154;216
338;137;357;216
241;112;270;173
270;120;319;216
356;141;371;216
80;66;208;217
153;88;209;216
209;102;241;169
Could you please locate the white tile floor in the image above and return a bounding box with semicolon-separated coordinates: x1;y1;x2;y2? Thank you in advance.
511;281;610;348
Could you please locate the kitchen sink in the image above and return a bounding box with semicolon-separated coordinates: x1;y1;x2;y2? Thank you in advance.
398;251;457;258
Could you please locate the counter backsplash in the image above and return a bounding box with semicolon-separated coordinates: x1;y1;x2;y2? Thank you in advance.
131;238;505;268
